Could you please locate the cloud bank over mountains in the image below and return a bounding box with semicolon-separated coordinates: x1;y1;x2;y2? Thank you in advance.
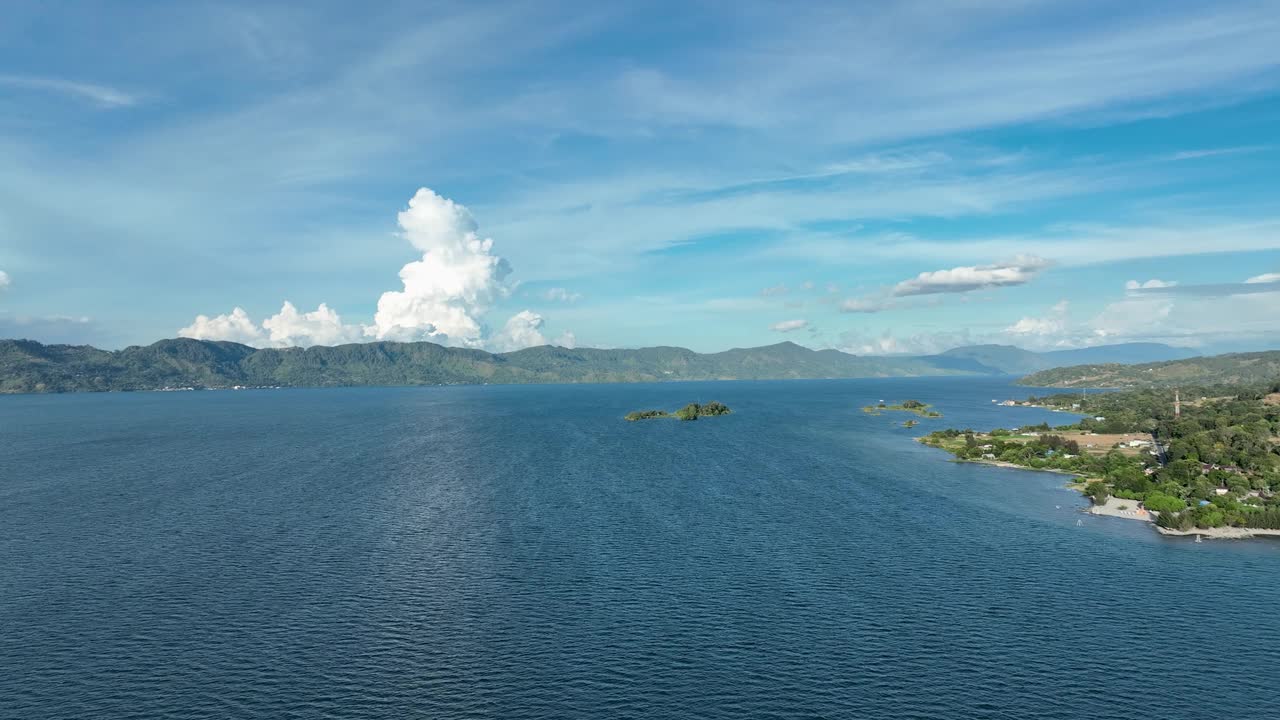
179;189;569;351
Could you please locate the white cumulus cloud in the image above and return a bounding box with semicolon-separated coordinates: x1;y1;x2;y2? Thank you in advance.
179;307;266;345
180;302;364;348
370;188;513;346
892;255;1049;296
262;301;364;347
1005;300;1070;337
177;188;574;351
771;319;808;332
490;310;559;351
495;309;545;351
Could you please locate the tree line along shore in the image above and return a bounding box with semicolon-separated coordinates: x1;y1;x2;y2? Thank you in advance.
920;382;1280;534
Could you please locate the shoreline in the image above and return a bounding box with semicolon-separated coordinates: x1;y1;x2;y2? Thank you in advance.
1086;496;1152;522
921;440;1280;542
947;456;1085;477
1153;526;1280;539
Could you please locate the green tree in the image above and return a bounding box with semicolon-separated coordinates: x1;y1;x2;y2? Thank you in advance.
1083;482;1110;505
674;403;701;421
1143;492;1186;513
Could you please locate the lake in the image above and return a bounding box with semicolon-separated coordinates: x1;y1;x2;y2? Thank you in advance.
2;377;1277;719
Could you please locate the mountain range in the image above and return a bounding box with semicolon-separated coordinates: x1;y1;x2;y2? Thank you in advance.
1018;350;1280;389
0;337;1200;394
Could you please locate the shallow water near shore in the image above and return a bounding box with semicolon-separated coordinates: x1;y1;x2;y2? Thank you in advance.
2;377;1277;719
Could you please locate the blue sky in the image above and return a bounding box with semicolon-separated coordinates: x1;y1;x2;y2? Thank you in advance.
1;0;1278;353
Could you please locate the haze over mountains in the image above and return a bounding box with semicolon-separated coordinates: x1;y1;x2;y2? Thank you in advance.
1;336;1198;394
1019;351;1280;389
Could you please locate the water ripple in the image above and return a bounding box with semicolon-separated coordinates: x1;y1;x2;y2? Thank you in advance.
2;379;1278;719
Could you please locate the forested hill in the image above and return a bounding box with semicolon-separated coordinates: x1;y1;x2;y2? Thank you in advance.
1018;351;1280;388
0;337;1214;394
0;338;963;393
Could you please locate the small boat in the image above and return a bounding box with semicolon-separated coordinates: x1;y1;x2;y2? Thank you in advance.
1195;534;1202;543
1076;519;1083;527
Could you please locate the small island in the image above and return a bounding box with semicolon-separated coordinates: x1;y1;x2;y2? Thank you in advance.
625;401;732;422
862;399;942;418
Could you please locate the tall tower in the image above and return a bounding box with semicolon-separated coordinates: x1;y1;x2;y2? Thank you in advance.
1174;388;1181;418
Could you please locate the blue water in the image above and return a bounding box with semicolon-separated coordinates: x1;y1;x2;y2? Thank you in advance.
2;377;1277;719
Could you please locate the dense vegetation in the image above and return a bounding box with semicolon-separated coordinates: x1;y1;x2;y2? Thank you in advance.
1019;350;1280;388
922;382;1280;529
625;401;732;422
0;338;1199;394
624;410;670;421
0;339;990;394
862;399;942;418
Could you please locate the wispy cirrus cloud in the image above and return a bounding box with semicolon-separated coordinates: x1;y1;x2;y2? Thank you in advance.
770;319;808;333
0;312;101;345
1124;273;1280;298
1166;146;1272;161
840;297;892;314
4;1;1280;350
542;287;582;302
0;74;138;108
1125;279;1177;290
777;219;1280;270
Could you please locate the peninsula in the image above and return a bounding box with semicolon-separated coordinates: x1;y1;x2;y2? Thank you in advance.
919;382;1280;537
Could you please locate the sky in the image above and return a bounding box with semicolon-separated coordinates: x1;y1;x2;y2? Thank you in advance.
1;0;1279;355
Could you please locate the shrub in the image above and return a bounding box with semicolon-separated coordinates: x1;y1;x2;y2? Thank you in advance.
674;403;701;421
1143;492;1186;514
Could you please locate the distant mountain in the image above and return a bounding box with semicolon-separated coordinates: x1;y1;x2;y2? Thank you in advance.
0;338;975;393
0;337;1212;394
927;342;1198;375
1041;343;1200;367
1018;350;1280;388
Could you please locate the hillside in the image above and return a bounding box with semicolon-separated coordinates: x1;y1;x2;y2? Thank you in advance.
0;337;1212;395
0;338;982;393
928;342;1196;375
1018;351;1280;388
